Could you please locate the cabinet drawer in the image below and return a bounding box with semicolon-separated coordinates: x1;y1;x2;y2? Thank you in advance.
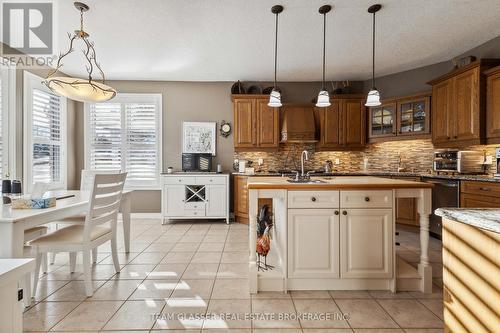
340;190;392;208
184;208;205;217
460;193;500;208
461;181;500;197
163;176;196;185
288;191;339;209
184;202;206;210
196;176;226;185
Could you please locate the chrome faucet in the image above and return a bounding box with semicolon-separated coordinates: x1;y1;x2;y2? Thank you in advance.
301;150;309;176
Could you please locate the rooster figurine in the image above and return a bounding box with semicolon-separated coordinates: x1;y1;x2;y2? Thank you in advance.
256;205;274;271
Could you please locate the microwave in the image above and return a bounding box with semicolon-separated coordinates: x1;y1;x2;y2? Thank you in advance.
433;150;485;174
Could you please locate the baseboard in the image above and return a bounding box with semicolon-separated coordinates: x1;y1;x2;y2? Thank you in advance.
125;213;162;219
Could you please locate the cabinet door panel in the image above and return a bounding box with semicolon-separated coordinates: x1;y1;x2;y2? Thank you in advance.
340;209;393;278
454;68;480;141
234;99;255;147
342;99;365;147
206;185;226;216
288;209;340;279
432;79;454;144
369;103;396;138
256;99;279;147
486;70;500;139
234;176;248;219
163;185;185;217
321;100;341;146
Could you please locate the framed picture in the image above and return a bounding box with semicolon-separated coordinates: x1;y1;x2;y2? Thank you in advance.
182;121;217;155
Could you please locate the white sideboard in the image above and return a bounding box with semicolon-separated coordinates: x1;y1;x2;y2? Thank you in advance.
161;174;230;224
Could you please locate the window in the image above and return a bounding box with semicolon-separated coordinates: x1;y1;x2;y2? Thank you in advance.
24;72;67;191
85;94;162;189
0;62;16;181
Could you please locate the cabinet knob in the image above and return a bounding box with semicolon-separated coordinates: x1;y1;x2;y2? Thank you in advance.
364;197;370;202
178;179;182;182
334;210;339;215
479;187;491;191
342;211;347;215
311;197;317;202
210;179;213;182
454;136;458;139
447;137;450;140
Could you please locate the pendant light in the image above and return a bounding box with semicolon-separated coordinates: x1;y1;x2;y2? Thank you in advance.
268;5;284;108
43;2;116;103
316;5;332;108
365;4;382;107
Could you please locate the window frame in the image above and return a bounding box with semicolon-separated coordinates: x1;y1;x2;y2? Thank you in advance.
0;61;17;180
23;71;68;192
84;93;163;190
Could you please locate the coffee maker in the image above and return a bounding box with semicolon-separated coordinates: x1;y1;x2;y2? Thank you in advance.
496;148;500;178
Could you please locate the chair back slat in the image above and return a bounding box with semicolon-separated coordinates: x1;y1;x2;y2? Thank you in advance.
83;172;127;242
80;169;120;191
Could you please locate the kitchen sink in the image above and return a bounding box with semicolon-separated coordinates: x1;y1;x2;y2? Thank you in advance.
286;179;327;184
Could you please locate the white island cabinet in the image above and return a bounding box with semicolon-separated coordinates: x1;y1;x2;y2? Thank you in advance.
246;176;433;294
161;173;230;224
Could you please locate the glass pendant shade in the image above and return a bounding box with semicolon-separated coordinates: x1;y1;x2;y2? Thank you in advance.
365;89;381;106
316;90;331;107
45;77;117;103
268;88;282;107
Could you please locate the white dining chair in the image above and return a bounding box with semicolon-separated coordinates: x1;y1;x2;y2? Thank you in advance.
24;226;49;273
49;169;120;265
29;172;127;297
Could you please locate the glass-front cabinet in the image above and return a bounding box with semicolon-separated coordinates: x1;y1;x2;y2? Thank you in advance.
369;103;396;138
368;93;431;141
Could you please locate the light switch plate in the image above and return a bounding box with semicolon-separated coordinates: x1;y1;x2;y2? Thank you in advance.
335;158;340;165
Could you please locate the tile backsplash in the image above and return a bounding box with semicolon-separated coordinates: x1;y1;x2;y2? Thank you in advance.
234;139;498;175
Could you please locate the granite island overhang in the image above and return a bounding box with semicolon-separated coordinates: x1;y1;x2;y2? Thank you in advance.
246;176;434;294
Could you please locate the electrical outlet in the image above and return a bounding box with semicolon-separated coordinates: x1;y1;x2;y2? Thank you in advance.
484;155;493;165
18;289;23;301
258;158;264;166
335;158;340;165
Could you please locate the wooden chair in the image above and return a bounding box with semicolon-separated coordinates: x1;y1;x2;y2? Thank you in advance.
29;173;127;297
49;169;120;265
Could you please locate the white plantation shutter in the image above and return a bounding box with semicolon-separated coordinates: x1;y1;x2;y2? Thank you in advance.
31;89;63;183
0;76;3;179
85;94;162;188
24;72;67;191
89;103;122;171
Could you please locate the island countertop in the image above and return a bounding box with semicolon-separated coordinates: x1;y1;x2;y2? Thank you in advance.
247;176;433;190
435;208;500;233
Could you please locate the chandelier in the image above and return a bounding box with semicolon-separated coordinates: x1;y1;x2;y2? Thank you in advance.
43;2;116;102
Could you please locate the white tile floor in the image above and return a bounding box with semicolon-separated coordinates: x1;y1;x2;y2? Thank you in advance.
23;219;444;332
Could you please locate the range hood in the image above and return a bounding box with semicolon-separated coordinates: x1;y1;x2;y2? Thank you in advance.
280;105;317;143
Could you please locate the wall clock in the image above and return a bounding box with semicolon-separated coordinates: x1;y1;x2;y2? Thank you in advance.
220;120;232;137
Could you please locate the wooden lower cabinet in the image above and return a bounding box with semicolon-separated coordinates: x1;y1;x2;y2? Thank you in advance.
393;176;420;226
460;180;500;208
288;209;340;279
340;209;393;278
234;175;249;224
442;218;500;332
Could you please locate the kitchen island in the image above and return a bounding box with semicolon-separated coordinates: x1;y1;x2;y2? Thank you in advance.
247;176;434;294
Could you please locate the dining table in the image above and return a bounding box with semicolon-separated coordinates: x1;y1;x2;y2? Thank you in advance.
0;189;133;305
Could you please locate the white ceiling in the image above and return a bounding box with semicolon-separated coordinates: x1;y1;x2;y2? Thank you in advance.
52;0;500;81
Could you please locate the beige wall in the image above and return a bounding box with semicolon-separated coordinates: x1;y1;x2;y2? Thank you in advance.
74;80;348;213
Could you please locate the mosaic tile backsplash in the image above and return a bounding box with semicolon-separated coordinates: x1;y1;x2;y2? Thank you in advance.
234;139;498;176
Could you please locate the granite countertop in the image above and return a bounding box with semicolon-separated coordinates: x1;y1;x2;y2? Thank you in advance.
232;171;500;183
435;208;500;233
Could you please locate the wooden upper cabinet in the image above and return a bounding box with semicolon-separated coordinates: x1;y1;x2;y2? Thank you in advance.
486;66;500;143
454;67;480;141
432;80;454;144
316;95;366;150
342;99;365;148
232;95;279;150
256;99;279;147
428;59;500;147
317;99;341;147
368;92;431;142
233;98;255;147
